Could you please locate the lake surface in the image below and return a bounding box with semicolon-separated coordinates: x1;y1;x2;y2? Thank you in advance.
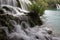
44;10;60;36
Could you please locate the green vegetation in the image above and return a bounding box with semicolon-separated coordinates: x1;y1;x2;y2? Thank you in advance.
31;2;45;16
30;0;60;9
25;1;44;27
28;0;46;16
28;0;60;16
16;0;47;16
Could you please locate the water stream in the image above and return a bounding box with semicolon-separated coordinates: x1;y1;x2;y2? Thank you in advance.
44;10;60;36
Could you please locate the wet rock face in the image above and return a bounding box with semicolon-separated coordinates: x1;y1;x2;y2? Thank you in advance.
0;9;21;40
0;7;20;33
0;15;14;32
2;6;12;11
0;8;5;14
27;11;43;27
0;29;8;40
0;13;23;33
47;30;52;34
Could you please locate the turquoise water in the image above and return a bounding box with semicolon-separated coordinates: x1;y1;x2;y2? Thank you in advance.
44;10;60;36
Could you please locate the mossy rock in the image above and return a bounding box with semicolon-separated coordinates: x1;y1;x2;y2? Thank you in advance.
27;11;43;27
0;29;8;40
0;14;20;32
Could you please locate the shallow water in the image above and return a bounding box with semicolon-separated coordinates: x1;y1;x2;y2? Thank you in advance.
44;10;60;36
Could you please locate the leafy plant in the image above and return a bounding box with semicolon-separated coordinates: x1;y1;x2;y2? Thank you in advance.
29;1;45;16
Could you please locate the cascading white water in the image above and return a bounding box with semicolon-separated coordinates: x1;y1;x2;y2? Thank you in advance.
0;0;32;10
0;0;18;7
0;20;60;40
0;0;60;40
19;0;32;10
0;5;29;17
56;4;60;9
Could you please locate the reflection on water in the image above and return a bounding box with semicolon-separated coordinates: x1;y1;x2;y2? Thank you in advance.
44;10;60;36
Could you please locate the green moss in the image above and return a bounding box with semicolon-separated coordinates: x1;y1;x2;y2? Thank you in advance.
0;14;20;32
0;29;8;40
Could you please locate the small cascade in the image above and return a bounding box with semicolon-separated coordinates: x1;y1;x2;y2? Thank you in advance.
0;5;29;17
0;0;32;10
19;0;32;10
0;0;18;7
56;4;60;9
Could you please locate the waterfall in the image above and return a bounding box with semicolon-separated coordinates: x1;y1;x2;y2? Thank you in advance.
19;0;32;10
0;0;18;7
0;5;29;17
0;0;32;10
0;0;60;40
56;4;60;9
